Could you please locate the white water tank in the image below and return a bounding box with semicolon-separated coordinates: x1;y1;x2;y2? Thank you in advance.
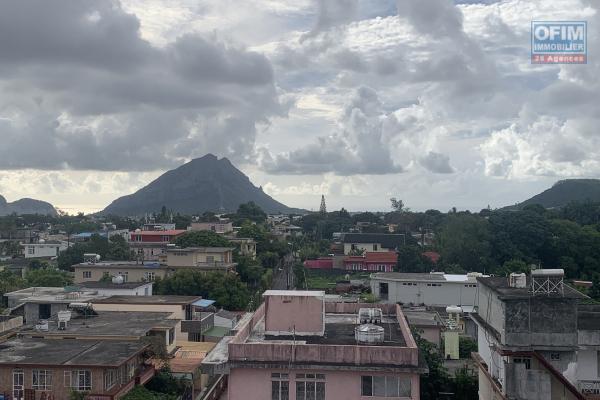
112;275;124;284
355;324;385;344
446;306;463;314
35;320;49;332
509;273;527;288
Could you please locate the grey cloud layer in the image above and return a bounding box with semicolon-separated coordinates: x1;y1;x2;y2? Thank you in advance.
0;0;281;170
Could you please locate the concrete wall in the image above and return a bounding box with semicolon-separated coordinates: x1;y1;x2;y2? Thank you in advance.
228;368;419;400
0;316;22;334
372;279;478;307
88;284;153;297
24;243;67;258
167;250;232;267
476;284;505;341
264;294;324;336
576;349;599;381
23;302;69;324
503;298;578;347
74;267;168;283
343;243;390;255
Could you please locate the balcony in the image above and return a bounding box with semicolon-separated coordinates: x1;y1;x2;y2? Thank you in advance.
182;312;214;334
580;380;600;396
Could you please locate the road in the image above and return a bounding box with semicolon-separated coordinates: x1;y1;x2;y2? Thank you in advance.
272;253;295;290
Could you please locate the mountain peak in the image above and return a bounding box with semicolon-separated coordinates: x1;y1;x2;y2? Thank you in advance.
101;154;299;216
511;179;600;209
0;195;57;216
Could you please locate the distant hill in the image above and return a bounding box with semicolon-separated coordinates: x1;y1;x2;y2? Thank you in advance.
101;154;302;216
512;179;600;209
0;195;57;216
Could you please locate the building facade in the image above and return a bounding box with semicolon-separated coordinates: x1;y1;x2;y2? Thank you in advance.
73;261;169;283
190;221;233;234
128;229;186;261
472;270;594;400
22;240;68;259
202;290;427;400
162;247;236;273
343;251;397;272
0;339;154;400
341;233;405;255
370;272;483;307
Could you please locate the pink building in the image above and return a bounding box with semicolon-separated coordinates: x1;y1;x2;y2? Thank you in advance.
343;251;397;272
203;290;426;400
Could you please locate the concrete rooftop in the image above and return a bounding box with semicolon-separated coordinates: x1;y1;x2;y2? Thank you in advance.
477;276;587;299
0;338;147;367
91;295;201;305
20;311;178;337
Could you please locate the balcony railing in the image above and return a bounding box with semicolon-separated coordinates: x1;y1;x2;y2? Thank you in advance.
579;380;600;395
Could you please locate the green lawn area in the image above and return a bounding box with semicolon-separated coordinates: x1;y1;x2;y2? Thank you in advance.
305;269;370;290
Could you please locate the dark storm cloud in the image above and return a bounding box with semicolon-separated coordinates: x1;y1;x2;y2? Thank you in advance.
0;0;281;171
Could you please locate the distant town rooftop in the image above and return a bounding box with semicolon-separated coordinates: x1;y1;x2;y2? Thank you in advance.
91;295;202;305
166;247;235;252
77;281;151;289
341;233;405;247
74;261;164;269
0;338;147;367
4;286;106;304
20;311;178;337
371;272;483;282
477;276;587;300
130;230;186;235
263;290;325;297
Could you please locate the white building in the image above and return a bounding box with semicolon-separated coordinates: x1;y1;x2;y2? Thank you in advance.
77;280;153;296
22;240;68;259
370;272;484;307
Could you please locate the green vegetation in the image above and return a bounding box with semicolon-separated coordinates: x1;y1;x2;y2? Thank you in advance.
58;234;133;270
120;386;178;400
153;270;250;310
25;266;72;287
458;336;478;359
174;230;231;248
304;269;369;290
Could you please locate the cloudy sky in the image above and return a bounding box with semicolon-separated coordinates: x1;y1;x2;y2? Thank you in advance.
0;0;598;213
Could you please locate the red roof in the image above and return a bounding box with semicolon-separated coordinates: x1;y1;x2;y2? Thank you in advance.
131;230;187;236
344;252;397;263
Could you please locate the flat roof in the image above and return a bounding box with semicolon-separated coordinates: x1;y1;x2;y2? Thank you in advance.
477;276;587;299
263;290;325;297
74;261;165;269
0;338;147;367
249;313;405;347
21;311;178;337
77;281;151;289
92;295;202;305
167;247;234;252
371;272;481;282
4;287;106;304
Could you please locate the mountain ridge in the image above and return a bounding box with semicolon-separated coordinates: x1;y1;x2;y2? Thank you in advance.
509;179;600;209
101;154;303;216
0;195;58;216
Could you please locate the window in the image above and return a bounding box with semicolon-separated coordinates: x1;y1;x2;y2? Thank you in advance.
144;271;155;282
426;283;442;287
13;369;24;400
513;357;531;370
162;235;170;242
361;376;411;397
104;369;118;390
83;271;92;279
373;244;378;251
464;284;477;288
28;246;35;255
118;272;129;282
271;373;289;400
379;283;389;300
206;255;215;263
66;370;92;391
32;369;53;390
296;373;325;400
169;328;175;345
550;353;560;361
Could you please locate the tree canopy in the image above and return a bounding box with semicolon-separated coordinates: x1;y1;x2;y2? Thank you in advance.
173;231;231;248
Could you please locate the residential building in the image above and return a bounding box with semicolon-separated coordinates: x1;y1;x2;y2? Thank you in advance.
370;272;484;307
341;233;405;255
271;224;302;240
71;229;129;243
472;270;594;400
22;240;68;259
190;221;233;234
0;338;154;400
128;229;187;261
19;310;180;354
202;290;427;400
227;237;257;259
73;261;169;283
3;286;108;324
162;247;236;273
76;280;153;296
343;251;397;272
91;295;209;342
403;306;445;348
304;257;335;270
142;222;176;231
